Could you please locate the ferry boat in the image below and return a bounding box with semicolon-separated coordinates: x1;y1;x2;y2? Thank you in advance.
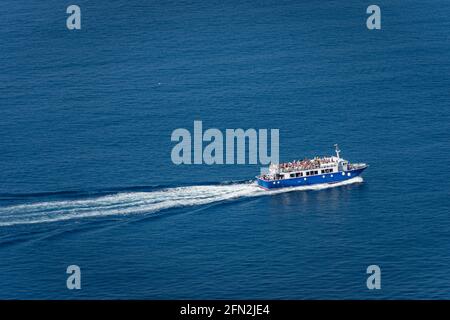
256;145;368;190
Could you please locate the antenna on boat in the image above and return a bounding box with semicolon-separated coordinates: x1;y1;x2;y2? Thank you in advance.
334;144;341;159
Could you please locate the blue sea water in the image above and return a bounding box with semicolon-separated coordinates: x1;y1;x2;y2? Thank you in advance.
1;0;450;299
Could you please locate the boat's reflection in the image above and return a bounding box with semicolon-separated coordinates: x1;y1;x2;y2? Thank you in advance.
265;182;366;214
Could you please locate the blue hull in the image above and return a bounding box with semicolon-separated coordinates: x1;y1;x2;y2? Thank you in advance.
257;167;367;190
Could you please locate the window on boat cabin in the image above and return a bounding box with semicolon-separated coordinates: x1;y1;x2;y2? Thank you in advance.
296;172;303;177
290;173;295;178
314;171;318;175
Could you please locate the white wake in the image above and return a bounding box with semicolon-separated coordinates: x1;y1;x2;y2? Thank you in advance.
0;177;363;226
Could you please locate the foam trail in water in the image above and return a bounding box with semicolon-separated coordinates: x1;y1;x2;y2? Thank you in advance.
0;177;363;226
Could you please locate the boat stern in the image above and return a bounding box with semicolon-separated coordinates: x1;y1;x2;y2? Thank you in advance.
256;176;275;190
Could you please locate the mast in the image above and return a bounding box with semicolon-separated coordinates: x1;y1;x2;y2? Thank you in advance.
334;144;341;160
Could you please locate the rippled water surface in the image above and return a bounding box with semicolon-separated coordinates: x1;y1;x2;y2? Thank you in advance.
1;0;449;299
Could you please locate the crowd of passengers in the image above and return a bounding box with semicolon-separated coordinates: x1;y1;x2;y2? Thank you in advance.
278;157;336;173
260;157;338;181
